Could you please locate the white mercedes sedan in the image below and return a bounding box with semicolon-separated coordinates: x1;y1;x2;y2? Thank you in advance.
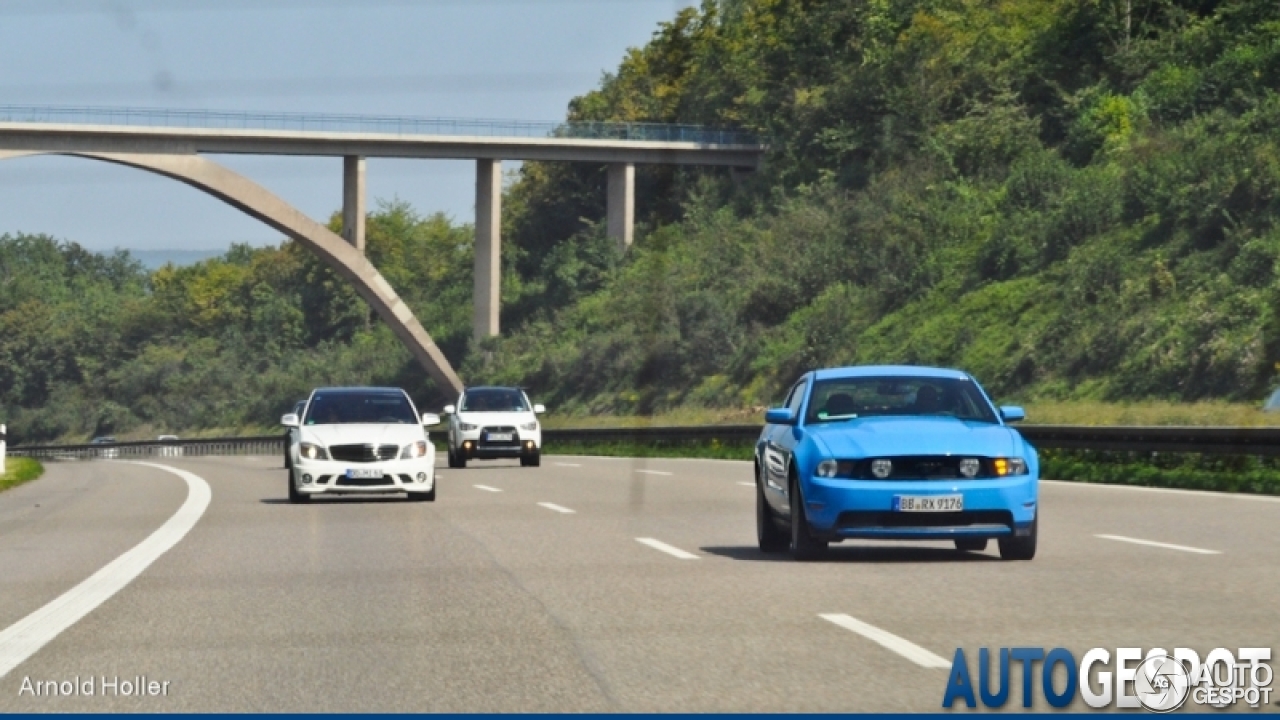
280;387;439;503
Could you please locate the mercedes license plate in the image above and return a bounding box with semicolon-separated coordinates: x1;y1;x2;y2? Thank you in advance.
486;433;513;442
346;468;384;480
893;494;963;512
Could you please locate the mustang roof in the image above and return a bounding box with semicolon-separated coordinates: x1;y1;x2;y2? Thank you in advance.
811;365;971;381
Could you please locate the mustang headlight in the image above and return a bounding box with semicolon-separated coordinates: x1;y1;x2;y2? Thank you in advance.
993;457;1029;476
520;421;539;431
815;460;857;479
299;442;328;460
459;422;478;432
870;459;893;479
959;458;981;478
401;441;428;459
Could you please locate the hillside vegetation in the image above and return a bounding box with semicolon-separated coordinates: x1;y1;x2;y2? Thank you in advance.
3;0;1280;442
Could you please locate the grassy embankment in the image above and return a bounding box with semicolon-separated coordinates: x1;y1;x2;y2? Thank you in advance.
0;457;44;493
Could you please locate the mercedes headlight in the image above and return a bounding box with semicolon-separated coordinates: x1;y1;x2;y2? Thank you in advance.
400;441;428;459
520;421;538;431
993;457;1028;476
299;442;328;460
459;422;478;432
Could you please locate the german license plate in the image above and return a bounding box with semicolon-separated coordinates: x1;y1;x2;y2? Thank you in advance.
894;494;963;512
346;468;384;479
486;433;512;442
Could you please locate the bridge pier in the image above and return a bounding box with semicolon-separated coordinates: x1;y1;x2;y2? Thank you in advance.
342;155;366;252
607;162;634;252
474;158;502;342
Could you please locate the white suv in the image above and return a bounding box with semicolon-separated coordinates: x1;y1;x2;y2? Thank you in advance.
444;386;544;468
281;386;439;503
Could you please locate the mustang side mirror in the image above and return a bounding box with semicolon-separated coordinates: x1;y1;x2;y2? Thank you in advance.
281;413;299;428
533;404;546;414
764;407;796;425
421;413;441;426
443;404;456;415
1000;406;1026;423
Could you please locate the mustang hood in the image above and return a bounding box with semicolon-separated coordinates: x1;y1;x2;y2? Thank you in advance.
301;423;425;447
809;417;1018;458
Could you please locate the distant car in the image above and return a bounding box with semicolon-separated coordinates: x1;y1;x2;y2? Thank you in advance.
755;365;1039;561
280;387;438;503
155;435;183;457
444;386;544;468
90;436;119;459
283;399;306;468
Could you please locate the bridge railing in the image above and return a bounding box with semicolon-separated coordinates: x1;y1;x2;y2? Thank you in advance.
0;105;761;146
8;424;1280;460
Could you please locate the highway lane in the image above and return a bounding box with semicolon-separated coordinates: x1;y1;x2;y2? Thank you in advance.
0;454;1276;712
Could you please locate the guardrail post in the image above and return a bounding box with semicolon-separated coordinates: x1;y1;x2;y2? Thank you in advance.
1;423;6;474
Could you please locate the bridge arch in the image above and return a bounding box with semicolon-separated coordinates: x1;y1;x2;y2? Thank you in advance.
0;150;464;395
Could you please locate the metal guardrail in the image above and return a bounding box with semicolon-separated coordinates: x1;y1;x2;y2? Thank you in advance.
10;425;1280;459
0;105;762;146
11;435;285;461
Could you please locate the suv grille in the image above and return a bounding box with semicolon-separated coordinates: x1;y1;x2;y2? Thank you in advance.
329;444;400;463
479;426;519;446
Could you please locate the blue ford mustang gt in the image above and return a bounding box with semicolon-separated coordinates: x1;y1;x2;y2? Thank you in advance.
754;365;1038;561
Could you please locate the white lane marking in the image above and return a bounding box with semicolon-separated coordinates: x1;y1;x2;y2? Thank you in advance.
0;462;211;680
819;614;951;669
1043;479;1280;503
635;469;672;476
473;485;502;492
554;462;582;467
537;502;576;514
635;537;699;559
737;481;755;487
1094;534;1220;555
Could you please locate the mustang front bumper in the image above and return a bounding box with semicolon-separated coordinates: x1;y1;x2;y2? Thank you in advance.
800;474;1037;541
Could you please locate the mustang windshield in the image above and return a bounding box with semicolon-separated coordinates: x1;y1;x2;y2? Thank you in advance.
304;392;417;425
805;376;998;424
461;388;529;412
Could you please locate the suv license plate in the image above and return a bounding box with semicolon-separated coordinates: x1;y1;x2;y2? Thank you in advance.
346;468;384;479
894;494;963;512
486;433;513;442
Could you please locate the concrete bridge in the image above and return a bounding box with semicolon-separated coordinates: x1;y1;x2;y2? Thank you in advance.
0;107;765;394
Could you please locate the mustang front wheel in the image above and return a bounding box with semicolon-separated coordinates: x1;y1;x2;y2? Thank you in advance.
789;474;827;561
998;516;1037;561
756;465;788;553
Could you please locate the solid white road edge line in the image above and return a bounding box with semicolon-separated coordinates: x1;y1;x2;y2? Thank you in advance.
1042;479;1280;503
1094;534;1221;555
819;614;951;669
0;461;212;680
635;469;673;476
537;502;576;514
473;485;503;492
635;537;699;560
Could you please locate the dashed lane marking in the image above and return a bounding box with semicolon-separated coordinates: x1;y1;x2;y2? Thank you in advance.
819;614;951;669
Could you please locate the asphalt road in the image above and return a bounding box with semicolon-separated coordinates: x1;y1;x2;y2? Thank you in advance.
0;454;1276;712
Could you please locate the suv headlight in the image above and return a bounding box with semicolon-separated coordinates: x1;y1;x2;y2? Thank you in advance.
401;441;428;459
520;421;538;431
993;458;1029;476
299;442;328;460
459;422;478;432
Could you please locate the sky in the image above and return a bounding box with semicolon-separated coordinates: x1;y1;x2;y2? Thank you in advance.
0;0;695;251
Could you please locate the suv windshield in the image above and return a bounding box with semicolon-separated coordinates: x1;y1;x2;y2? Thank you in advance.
805;376;998;424
461;388;529;412
304;391;417;425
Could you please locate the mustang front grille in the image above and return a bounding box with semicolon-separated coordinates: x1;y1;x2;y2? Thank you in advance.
845;456;1000;480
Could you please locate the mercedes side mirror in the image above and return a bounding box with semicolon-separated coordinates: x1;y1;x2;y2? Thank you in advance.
443;405;456;415
421;413;441;426
764;407;796;425
281;413;299;428
533;404;546;414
